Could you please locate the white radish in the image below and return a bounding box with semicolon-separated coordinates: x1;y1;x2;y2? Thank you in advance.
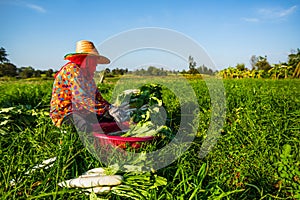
25;157;57;175
58;175;122;188
84;167;106;175
83;186;111;194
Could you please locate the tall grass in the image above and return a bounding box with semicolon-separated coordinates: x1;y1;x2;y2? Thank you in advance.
0;78;299;199
0;80;53;108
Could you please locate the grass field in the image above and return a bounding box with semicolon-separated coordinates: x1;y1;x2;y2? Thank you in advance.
0;76;299;199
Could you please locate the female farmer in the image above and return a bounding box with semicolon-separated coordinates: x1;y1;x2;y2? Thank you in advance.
50;40;127;132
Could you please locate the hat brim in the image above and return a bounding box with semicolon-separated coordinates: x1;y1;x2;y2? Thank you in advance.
64;53;110;64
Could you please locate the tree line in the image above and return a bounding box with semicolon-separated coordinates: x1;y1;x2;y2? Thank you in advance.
2;46;299;79
218;49;300;79
0;47;54;78
0;47;217;79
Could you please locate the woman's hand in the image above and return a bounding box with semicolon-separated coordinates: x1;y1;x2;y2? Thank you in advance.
108;103;131;123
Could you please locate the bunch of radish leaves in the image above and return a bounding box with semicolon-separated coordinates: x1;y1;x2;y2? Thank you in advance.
117;84;172;140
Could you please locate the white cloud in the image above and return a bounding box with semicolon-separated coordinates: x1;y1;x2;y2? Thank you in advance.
241;17;260;22
258;5;297;19
1;0;47;13
26;3;46;13
242;5;297;23
279;5;297;17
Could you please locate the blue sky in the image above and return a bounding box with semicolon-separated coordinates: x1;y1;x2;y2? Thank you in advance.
0;0;299;71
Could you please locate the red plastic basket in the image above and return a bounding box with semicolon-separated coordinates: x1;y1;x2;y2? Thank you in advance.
93;133;155;149
92;122;155;150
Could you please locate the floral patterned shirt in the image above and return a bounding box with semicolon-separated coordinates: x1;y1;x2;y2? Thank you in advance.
50;62;110;127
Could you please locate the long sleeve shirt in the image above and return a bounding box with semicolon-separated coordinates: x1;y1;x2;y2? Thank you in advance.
50;62;110;127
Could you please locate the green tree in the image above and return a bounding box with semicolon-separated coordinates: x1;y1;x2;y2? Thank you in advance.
0;63;17;77
45;69;54;77
0;47;18;77
197;65;214;75
112;68;127;75
293;62;300;78
250;55;258;70
0;47;9;63
19;66;35;78
236;63;246;71
147;66;160;76
33;70;42;77
287;49;300;78
268;64;281;79
287;49;300;69
254;56;272;72
188;55;198;74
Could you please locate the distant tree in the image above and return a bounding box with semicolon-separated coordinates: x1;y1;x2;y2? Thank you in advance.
288;49;300;68
181;69;187;74
257;56;271;71
250;55;258;70
0;63;17;77
45;69;54;77
19;66;35;78
293;62;300;78
197;65;214;75
287;49;300;77
236;63;246;71
0;47;18;77
131;66;167;76
112;68;122;75
105;68;110;74
33;70;42;77
251;55;271;71
137;69;146;75
188;55;198;74
0;47;9;63
147;66;159;75
112;67;128;75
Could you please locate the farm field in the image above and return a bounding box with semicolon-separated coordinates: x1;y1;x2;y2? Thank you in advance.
0;77;299;199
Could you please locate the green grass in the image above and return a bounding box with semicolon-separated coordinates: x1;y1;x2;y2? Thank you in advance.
206;79;300;199
0;77;299;199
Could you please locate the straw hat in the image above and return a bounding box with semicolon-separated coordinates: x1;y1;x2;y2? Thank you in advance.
64;40;110;64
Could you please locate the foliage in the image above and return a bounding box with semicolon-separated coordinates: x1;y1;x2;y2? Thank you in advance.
252;55;272;71
236;63;246;71
114;84;172;139
0;47;17;77
207;79;300;199
0;105;49;134
0;47;9;63
0;80;52;108
111;172;167;199
132;66;168;76
0;78;299;199
273;144;300;198
287;48;300;70
45;69;54;78
0;47;55;78
220;51;300;79
129;84;163;122
292;61;300;78
197;65;214;75
186;55;215;75
0;62;17;77
188;55;198;74
19;66;35;78
218;63;295;79
111;68;128;76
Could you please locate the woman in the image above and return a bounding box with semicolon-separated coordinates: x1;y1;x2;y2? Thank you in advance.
50;40;128;132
